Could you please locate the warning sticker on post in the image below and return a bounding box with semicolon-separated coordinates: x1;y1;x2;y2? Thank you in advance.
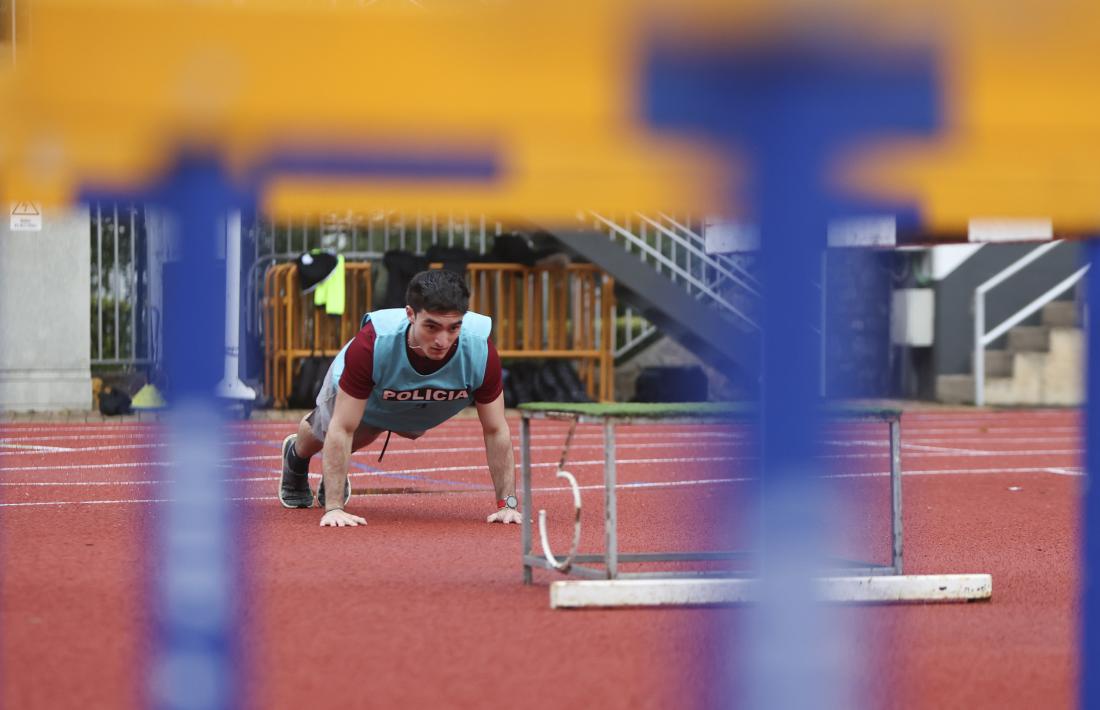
10;202;43;232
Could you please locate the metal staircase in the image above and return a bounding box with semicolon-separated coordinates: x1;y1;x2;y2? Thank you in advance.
551;212;761;382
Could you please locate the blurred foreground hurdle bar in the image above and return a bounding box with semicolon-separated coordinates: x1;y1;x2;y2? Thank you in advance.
517;402;992;608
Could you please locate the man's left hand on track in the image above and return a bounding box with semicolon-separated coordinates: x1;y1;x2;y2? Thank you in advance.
486;507;522;524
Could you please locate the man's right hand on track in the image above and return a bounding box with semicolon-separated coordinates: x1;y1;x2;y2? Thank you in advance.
320;508;367;527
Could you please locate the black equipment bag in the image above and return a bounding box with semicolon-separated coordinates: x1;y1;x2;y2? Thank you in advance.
288;356;331;409
99;387;133;416
501;360;589;407
288;311;332;409
632;366;708;403
549;361;590;403
381;250;430;309
424;244;480;273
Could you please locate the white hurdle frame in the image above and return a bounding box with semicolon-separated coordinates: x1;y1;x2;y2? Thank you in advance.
518;404;992;608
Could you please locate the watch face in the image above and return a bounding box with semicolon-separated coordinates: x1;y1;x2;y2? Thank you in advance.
506;496;518;509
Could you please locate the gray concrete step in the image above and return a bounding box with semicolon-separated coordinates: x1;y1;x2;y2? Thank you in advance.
935;374;975;404
1042;300;1078;327
1007;325;1050;352
982;349;1013;378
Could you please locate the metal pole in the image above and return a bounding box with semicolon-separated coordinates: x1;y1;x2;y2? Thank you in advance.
113;203;121;363
890;417;903;574
974;290;985;406
96;203;104;361
604;419;617;579
521;416;533;585
130;205;137;365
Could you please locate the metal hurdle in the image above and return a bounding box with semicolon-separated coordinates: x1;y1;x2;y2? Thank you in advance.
517;402;991;607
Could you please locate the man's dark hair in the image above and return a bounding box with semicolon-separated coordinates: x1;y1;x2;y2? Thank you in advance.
406;269;470;314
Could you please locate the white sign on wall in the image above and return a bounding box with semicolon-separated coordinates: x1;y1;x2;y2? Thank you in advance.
10;202;43;231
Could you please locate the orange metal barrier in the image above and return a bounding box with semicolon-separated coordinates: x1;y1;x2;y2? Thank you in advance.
264;261;615;406
263;261;373;407
466;263;615;402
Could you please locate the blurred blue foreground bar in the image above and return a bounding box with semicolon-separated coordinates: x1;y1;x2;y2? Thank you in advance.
645;42;937;709
1086;238;1100;710
150;156;238;710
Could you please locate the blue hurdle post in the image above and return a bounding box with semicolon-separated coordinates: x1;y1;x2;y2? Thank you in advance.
644;44;937;708
135;146;497;709
1085;238;1100;709
149;156;241;710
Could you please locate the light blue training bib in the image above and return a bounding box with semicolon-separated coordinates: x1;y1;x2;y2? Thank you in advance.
330;308;491;432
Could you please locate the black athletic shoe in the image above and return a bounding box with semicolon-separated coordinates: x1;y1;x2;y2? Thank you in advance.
278;434;314;509
317;476;352;509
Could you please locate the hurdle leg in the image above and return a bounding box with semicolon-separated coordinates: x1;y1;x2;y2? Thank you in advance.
522;415;533;584
604;418;618;579
890;416;903;574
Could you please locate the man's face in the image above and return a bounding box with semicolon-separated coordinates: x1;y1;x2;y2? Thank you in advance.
405;307;464;360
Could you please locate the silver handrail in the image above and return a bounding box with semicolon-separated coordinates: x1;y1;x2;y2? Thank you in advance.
632;213;760;297
973;241;1087;405
589;211;759;331
655;211;761;289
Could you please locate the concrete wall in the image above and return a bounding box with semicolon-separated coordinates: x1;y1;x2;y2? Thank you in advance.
0;205;92;411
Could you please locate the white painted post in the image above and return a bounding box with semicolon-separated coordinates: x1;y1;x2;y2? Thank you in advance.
974;290;985;406
216;211;256;401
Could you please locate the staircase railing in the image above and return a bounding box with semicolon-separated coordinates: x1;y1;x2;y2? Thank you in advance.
586;211;760;358
973;240;1088;405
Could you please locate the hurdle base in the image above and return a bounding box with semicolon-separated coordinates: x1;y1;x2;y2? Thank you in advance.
549;574;993;609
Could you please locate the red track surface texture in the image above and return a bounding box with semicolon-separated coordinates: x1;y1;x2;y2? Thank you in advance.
0;409;1080;709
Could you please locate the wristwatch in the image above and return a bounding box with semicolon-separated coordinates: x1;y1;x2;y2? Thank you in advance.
497;495;518;510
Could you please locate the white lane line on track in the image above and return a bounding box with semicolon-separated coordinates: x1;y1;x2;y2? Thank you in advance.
900;443;1009;456
1044;467;1084;476
0;430;744;445
889;426;1080;435
0;440;277;454
0;442;76;452
0;477;763;507
904;436;1080;444
0;435;1076;458
3;462;1087;490
0;439;741;457
0;455;745;475
0;463;1083;507
903;447;1082;457
830;466;1085;479
0;444;1084;474
3;415;1071;432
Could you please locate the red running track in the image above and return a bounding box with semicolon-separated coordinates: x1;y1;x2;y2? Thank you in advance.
0;409;1080;708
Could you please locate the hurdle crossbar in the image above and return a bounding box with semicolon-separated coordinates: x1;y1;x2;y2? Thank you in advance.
550;574;993;609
